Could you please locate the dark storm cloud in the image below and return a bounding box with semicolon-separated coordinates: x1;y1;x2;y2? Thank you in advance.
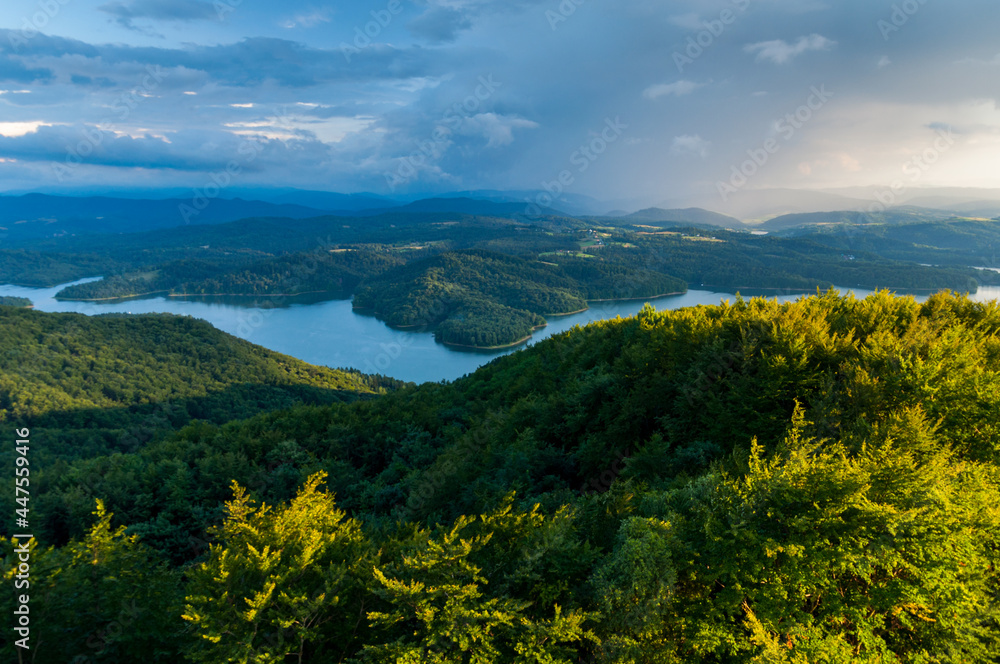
0;56;53;83
0;30;445;87
407;7;472;43
406;0;549;42
4;0;1000;200
0;124;333;173
98;0;217;32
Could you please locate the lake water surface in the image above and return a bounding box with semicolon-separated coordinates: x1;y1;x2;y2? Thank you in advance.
4;279;998;384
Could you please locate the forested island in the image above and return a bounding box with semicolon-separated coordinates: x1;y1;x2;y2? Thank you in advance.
353;250;686;347
3;290;999;662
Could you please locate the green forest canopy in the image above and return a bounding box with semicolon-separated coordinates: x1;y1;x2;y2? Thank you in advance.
2;290;999;662
0;295;31;307
0;307;402;465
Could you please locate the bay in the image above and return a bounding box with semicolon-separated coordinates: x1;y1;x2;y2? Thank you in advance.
3;278;997;384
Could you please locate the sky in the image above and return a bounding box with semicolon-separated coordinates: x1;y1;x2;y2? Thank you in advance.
0;0;999;206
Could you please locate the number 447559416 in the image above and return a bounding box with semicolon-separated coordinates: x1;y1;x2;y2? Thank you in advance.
14;427;30;525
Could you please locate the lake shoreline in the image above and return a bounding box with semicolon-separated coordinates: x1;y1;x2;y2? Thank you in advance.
55;290;169;302
357;293;690;349
585;290;687;303
58;289;343;302
545;307;589;317
168;290;341;298
440;321;550;350
8;277;982;384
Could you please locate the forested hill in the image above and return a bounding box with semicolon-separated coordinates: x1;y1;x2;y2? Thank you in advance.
0;295;31;307
54;249;407;301
0;307;400;462
352;250;687;347
622;206;746;229
4;290;1000;662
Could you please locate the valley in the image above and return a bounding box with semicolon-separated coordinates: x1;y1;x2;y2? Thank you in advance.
3;195;1000;349
8;3;1000;660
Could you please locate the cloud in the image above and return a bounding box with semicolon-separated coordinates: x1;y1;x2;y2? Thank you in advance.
0;56;54;84
927;121;958;134
98;0;218;33
408;7;474;43
744;34;836;65
70;74;117;87
406;0;549;43
5;0;1000;198
955;53;1000;66
458;113;539;148
0;121;54;137
668;13;703;30
670;134;710;158
0;124;332;173
293;102;386;119
0;31;447;88
281;9;333;29
643;80;704;99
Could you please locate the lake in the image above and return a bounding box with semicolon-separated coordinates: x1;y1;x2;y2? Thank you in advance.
4;279;999;384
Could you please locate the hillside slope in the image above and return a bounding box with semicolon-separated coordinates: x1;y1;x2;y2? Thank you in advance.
778;218;1000;268
4;291;999;663
624;206;746;228
0;307;397;463
762;206;953;231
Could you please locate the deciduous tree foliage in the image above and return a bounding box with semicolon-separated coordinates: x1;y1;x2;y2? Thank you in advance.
0;502;184;662
0;307;400;545
184;472;374;663
4;290;1000;662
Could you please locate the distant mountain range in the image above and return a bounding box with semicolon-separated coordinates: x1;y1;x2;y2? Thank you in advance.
659;187;1000;223
0;194;333;241
657;188;873;221
322;197;567;219
760;206;964;232
0;194;569;243
7;186;613;216
4;186;1000;245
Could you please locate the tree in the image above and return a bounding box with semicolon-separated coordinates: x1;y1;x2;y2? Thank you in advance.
593;409;1000;662
360;506;597;664
183;472;374;663
0;501;184;663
